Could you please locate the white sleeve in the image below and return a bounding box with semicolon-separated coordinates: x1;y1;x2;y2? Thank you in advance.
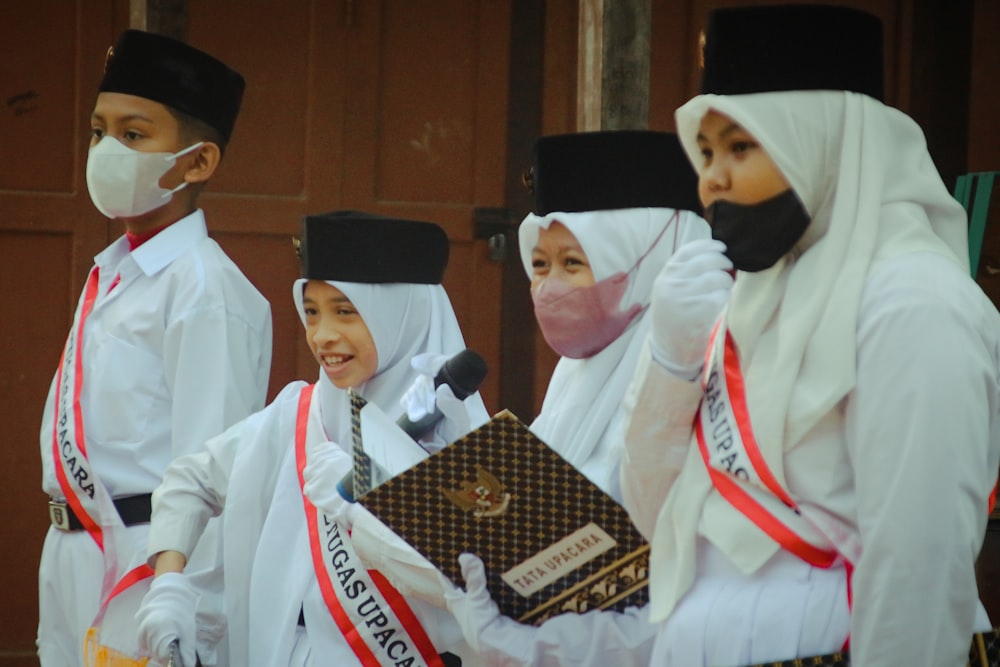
147;386;303;666
163;300;272;460
620;341;704;540
147;422;241;562
476;606;657;667
351;506;453;606
146;418;247;666
846;255;1000;667
146;386;298;562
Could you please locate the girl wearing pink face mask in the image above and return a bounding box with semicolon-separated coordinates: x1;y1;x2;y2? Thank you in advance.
353;132;712;667
417;131;712;667
518;130;710;501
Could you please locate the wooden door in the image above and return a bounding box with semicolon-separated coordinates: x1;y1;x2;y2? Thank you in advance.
0;2;510;662
1;3;121;664
186;0;509;406
335;0;509;405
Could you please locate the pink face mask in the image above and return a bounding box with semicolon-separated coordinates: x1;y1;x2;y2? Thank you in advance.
531;211;678;359
532;271;644;358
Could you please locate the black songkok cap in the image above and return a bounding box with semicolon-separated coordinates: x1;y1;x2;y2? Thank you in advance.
298;211;449;284
529;130;702;215
701;4;884;101
99;30;245;141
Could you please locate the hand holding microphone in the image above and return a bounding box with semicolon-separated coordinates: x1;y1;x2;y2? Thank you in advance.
398;349;487;445
649;238;734;380
339;348;488;502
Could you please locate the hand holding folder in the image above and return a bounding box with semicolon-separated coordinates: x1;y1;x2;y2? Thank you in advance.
347;390;650;626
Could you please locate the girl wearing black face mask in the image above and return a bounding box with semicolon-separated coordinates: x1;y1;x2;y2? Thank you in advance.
696;108;812;274
620;6;1000;667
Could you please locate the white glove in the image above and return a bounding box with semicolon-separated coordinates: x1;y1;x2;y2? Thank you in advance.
649;238;733;380
433;382;474;446
442;553;534;666
402;353;473;449
135;572;199;667
401;353;445;422
302;439;358;526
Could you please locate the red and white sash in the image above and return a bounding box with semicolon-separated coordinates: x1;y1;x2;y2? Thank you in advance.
52;267;104;542
52;267;153;664
696;316;1000;654
695;319;850;570
294;385;446;667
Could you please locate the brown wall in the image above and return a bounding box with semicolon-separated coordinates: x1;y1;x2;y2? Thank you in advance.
3;5;120;664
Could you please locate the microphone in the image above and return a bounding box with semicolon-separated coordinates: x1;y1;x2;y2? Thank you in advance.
337;349;487;502
396;348;488;440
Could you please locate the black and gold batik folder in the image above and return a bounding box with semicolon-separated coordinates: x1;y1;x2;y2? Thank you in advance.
348;390;650;626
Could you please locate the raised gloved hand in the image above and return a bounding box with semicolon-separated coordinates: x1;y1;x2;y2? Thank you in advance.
135;572;199;667
302;439;357;525
402;353;473;449
649;238;734;380
442;553;534;666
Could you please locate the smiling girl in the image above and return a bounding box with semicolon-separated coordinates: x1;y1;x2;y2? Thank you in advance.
135;211;490;667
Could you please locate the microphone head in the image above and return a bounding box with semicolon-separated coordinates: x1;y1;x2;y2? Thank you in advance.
437;349;488;400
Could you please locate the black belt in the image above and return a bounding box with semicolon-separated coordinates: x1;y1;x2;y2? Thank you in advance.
47;494;152;532
742;627;1000;667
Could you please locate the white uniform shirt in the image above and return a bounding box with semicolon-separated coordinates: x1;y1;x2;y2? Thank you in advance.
622;251;1000;666
149;379;485;667
39;209;273;497
36;209;272;665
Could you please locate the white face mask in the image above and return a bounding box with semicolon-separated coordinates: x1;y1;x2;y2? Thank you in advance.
86;138;203;219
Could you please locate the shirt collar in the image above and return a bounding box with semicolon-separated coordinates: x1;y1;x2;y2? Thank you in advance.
126;210;208;276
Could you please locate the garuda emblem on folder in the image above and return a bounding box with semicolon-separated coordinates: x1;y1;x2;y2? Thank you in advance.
441;466;511;517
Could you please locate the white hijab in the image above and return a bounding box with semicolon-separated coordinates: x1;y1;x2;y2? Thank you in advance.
520;208;709;496
675;90;967;461
243;279;490;665
292;278;489;445
641;90;969;622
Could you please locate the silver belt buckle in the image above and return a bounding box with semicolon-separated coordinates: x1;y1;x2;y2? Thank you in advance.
48;500;72;531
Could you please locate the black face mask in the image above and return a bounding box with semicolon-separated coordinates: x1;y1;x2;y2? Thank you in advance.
705;189;811;272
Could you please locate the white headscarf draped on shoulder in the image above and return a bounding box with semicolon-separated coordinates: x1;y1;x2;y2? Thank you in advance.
677;90;967;468
519;208;709;498
641;90;969;622
235;279;489;665
292;278;490;444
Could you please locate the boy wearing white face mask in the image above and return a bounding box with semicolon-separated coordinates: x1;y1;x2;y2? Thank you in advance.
37;30;272;667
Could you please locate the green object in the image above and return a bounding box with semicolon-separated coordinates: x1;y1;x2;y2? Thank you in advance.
954;171;999;277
